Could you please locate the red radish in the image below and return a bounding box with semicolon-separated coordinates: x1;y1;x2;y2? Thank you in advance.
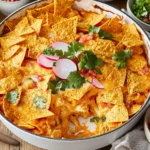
92;78;104;89
51;42;69;52
44;55;59;61
37;54;56;69
53;58;77;79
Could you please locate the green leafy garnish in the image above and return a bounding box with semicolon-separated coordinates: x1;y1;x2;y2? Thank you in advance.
53;62;56;66
67;71;85;89
98;30;113;39
112;50;133;69
90;116;106;123
43;47;64;57
78;51;103;74
32;95;47;109
88;26;113;39
6;91;19;104
88;26;100;36
64;42;84;59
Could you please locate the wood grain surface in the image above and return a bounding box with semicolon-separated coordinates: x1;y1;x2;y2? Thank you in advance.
0;0;127;150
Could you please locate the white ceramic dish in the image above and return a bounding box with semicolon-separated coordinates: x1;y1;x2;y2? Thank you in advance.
0;0;31;16
127;0;150;32
0;0;150;150
144;107;150;142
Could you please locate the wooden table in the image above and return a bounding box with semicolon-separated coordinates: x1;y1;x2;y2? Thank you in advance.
0;0;127;150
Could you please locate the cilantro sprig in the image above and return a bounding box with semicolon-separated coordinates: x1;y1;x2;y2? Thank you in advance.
33;95;47;109
48;71;85;94
90;116;106;123
89;26;113;39
6;91;19;104
78;51;104;74
112;50;133;69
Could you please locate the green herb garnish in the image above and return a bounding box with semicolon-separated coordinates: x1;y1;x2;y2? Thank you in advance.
32;95;47;109
78;51;103;74
64;42;84;59
6;91;19;104
90;116;106;123
88;26;113;39
112;50;133;69
43;47;64;57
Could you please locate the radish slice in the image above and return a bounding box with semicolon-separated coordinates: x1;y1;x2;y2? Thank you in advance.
37;54;56;69
53;58;77;79
44;55;59;61
52;42;69;52
92;78;104;89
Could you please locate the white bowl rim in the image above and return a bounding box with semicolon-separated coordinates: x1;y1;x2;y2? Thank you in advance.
0;0;150;142
127;0;150;27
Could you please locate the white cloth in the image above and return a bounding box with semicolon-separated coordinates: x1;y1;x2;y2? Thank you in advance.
111;125;150;150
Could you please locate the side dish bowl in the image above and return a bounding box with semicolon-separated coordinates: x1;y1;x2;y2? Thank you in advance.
127;0;150;32
0;0;150;150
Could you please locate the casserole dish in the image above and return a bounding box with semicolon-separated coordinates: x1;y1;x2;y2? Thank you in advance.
0;0;150;150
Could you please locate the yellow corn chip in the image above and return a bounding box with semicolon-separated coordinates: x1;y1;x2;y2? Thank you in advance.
0;34;25;49
127;71;150;94
27;11;43;34
62;83;92;100
14;17;34;36
1;45;20;61
128;104;141;116
106;105;128;122
28;37;49;59
54;0;74;16
93;38;116;58
127;54;147;72
100;87;124;105
101;17;122;34
51;16;78;43
5;46;26;68
122;32;144;47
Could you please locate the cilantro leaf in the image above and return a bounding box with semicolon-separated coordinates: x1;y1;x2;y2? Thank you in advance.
43;47;64;57
112;50;133;69
32;95;46;109
67;71;85;89
6;91;19;104
98;29;113;39
90;116;106;122
78;51;103;74
88;26;100;36
64;42;84;59
48;81;58;94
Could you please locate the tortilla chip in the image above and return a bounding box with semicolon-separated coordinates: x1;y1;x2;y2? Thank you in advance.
78;12;105;30
106;105;128;122
100;87;124;105
0;73;22;93
54;0;74;16
116;42;125;51
128;104;141;116
105;68;126;89
14;17;34;36
5;46;26;68
122;32;144;47
28;37;49;59
1;45;20;61
51;16;78;43
0;33;25;49
5;18;21;31
82;40;97;51
37;75;51;91
27;11;43;34
122;23;140;39
101;17;122;34
127;54;147;72
62;83;92;100
127;71;150;95
93;38;116;58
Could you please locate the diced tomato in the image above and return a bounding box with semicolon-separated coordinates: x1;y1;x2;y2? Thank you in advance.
141;66;149;74
0;96;4;101
79;35;93;44
124;100;134;109
88;70;97;78
100;102;107;108
89;96;96;100
31;74;44;82
80;68;89;75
